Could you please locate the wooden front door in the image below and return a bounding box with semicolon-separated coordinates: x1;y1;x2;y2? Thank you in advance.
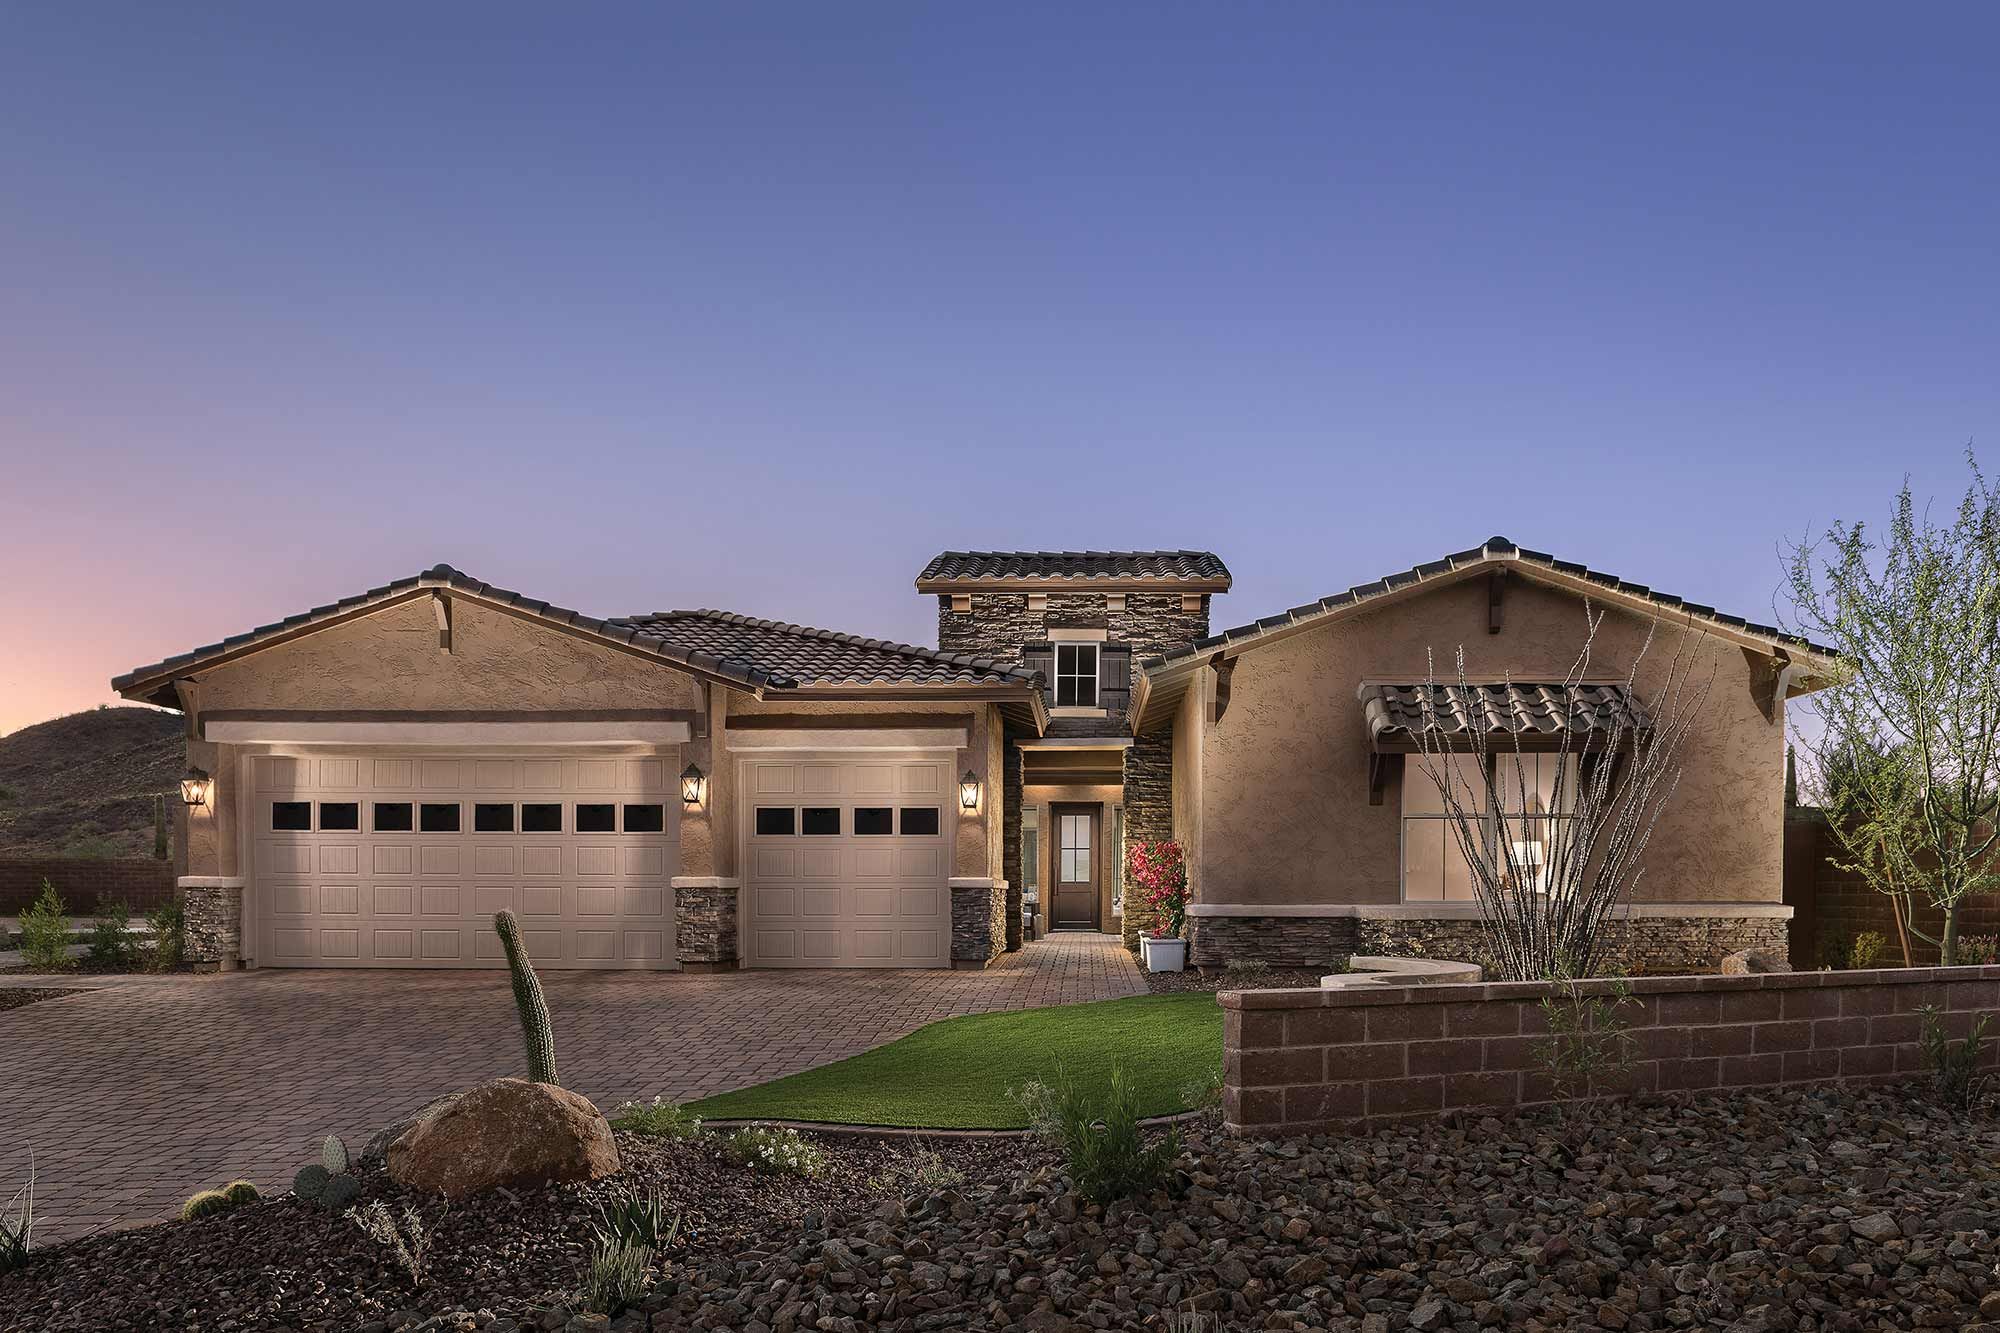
1052;804;1099;929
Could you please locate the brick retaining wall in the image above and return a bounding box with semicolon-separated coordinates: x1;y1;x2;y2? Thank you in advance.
1222;964;2000;1137
0;858;175;915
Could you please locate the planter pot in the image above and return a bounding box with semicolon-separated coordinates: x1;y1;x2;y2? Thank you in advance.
1145;937;1187;973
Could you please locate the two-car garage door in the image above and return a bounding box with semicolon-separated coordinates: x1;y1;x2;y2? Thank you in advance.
248;751;677;969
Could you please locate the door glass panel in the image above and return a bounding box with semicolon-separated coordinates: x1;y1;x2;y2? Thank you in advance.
473;803;515;833
1059;813;1091;882
271;801;312;831
319;801;360;831
521;803;562;833
373;802;414;832
419;803;461;833
854;807;893;835
576;803;616;833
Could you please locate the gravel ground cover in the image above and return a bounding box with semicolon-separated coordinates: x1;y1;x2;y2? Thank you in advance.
0;987;86;1012
1143;967;1330;995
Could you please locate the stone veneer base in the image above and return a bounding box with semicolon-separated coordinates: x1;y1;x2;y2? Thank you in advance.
674;883;740;968
951;881;1007;966
179;877;243;969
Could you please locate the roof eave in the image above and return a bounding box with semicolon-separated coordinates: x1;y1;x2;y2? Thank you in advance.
914;576;1232;595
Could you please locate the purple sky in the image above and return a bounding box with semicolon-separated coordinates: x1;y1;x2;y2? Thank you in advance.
3;4;1995;736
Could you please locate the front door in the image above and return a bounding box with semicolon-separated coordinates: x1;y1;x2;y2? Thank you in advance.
1052;804;1099;929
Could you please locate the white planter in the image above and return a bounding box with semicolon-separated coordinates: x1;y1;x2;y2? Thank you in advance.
1145;937;1187;973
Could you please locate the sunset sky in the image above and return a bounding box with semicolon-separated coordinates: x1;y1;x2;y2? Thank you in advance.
3;4;1995;738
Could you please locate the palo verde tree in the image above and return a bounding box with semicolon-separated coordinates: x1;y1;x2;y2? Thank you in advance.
1782;455;2000;966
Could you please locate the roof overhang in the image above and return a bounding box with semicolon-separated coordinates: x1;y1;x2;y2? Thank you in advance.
782;681;1050;734
915;575;1231;594
1357;681;1648;754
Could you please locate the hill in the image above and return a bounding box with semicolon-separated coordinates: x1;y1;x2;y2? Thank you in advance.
0;707;184;857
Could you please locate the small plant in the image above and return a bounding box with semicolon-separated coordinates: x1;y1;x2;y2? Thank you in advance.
152;793;169;861
1222;959;1271;977
222;1179;261;1205
86;898;133;968
346;1200;438;1289
581;1235;655;1316
321;1134;350;1174
1325;954;1354;975
611;1095;704;1140
1012;1063;1181;1204
720;1125;828;1178
18;881;72;971
494;909;559;1085
1127;841;1190;939
591;1188;679;1251
0;1156;34;1275
181;1189;234;1221
1533;978;1639;1116
293;1135;361;1208
1917;1004;1993;1115
1847;931;1888;971
865;1145;965;1194
144;900;187;973
1960;934;2000;966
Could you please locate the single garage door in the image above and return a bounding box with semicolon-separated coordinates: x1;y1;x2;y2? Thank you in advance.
743;755;951;967
249;751;677;969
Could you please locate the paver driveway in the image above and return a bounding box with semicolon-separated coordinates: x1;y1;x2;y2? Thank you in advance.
1;932;1142;1240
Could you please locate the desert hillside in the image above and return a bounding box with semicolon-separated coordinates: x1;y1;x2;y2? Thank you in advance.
0;707;183;857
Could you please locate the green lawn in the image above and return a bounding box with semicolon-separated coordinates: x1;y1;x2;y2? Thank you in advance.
687;992;1223;1129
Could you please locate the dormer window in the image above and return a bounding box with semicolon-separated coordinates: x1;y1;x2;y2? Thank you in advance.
1054;643;1099;708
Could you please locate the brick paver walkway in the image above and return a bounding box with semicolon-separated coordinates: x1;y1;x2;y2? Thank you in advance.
0;932;1141;1240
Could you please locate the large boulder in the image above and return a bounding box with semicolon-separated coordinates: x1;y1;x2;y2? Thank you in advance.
361;1092;462;1162
386;1077;620;1199
1720;948;1791;976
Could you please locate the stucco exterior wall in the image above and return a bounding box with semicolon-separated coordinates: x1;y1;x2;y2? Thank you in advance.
1171;670;1206;900
1195;574;1787;909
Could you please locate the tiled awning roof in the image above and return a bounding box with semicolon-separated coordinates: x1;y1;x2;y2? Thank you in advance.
916;549;1231;591
1358;681;1650;750
609;609;1039;689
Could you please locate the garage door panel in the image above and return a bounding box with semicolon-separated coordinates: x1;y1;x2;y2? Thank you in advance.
855;929;894;959
255;749;677;969
754;847;797;878
801;930;841;960
853;849;894;877
802;886;842;917
801;846;842;878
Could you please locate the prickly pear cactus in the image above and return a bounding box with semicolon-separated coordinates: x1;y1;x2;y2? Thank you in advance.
292;1164;331;1200
320;1173;363;1210
493;909;560;1085
321;1134;350;1175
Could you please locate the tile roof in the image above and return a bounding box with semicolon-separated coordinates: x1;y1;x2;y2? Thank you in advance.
609;609;1040;689
916;550;1231;589
1141;536;1835;671
1359;682;1650;745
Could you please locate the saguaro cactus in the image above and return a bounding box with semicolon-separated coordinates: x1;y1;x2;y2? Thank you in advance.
494;909;559;1085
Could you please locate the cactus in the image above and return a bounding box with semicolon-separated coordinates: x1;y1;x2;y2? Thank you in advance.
493;909;559;1086
292;1164;332;1199
221;1179;261;1206
181;1189;232;1221
320;1174;363;1209
152;794;168;860
321;1135;350;1175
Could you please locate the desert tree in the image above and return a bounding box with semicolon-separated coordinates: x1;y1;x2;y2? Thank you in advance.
1403;606;1713;982
1782;457;2000;966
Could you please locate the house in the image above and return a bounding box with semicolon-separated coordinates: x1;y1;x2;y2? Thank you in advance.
112;538;1831;976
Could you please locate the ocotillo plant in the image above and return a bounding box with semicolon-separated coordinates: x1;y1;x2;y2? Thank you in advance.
494;909;559;1085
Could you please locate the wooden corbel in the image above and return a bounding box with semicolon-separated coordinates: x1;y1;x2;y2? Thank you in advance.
1209;653;1235;725
1368;752;1404;806
1488;570;1505;634
172;679;201;740
1742;646;1791;724
432;591;453;654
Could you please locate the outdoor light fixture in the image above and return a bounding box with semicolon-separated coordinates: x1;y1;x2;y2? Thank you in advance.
180;767;212;808
959;770;982;812
680;763;706;807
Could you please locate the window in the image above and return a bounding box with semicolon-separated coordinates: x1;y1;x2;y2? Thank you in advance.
1400;753;1578;901
1022;807;1040;898
473;803;515;833
374;802;414;832
801;807;841;836
272;801;312;831
419;802;461;833
899;807;940;836
755;807;796;836
319;801;360;831
854;807;894;836
576;804;617;833
1054;643;1099;708
623;803;665;833
521;803;562;833
1059;813;1092;883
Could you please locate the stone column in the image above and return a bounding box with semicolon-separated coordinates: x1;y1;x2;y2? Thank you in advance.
950;878;1006;969
673;880;740;971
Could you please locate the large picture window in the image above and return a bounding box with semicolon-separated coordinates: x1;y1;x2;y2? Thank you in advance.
1401;753;1579;901
1054;643;1099;708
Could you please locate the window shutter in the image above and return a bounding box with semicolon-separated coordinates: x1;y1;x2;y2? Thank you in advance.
1023;643;1055;702
1099;644;1132;715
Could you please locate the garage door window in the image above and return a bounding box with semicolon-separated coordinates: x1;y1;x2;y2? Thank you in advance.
854;807;894;835
521;803;562;833
623;803;666;833
755;807;796;835
899;807;940;835
272;801;313;831
474;803;515;833
801;807;841;836
374;802;414;832
577;803;617;833
419;803;461;833
319;801;360;831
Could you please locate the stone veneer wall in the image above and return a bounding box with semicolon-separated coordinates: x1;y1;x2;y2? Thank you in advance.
1190;915;1361;969
180;880;242;971
675;885;740;970
1001;733;1026;951
1355;915;1791;977
1223;964;2000;1138
1120;729;1175;952
951;882;1006;968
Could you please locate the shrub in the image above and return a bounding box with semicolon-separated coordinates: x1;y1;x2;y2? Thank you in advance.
493;909;558;1085
591;1187;679;1251
1127;841;1189;938
347;1201;438;1288
18;882;71;971
1848;931;1888;970
1533;979;1639;1106
865;1146;964;1194
1959;934;2000;966
181;1189;233;1221
720;1125;827;1178
144;901;187;973
0;1158;34;1275
582;1236;655;1316
1917;1004;1993;1115
611;1096;704;1141
1222;959;1271;977
1012;1063;1181;1204
86;899;132;968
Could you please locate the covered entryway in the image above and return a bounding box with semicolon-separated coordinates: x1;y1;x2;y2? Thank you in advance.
246;750;678;969
741;755;951;967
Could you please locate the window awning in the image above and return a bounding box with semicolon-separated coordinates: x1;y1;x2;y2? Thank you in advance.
1357;681;1650;753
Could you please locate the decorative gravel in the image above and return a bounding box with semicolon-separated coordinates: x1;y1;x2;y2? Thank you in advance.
0;987;86;1011
1144;966;1330;994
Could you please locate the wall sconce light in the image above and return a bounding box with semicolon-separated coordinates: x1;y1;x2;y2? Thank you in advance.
680;763;707;807
959;769;982;812
180;767;212;808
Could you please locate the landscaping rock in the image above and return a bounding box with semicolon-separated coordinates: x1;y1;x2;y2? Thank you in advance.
386;1077;620;1200
364;1092;464;1161
1719;947;1790;974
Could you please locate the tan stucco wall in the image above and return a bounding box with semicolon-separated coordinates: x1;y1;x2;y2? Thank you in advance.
180;737;243;880
1171;674;1206;899
1194;574;1787;908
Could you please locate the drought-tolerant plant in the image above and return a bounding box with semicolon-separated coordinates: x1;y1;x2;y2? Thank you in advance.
1916;1004;1993;1115
720;1125;827;1178
0;1156;34;1275
611;1096;704;1140
86;898;133;968
222;1179;261;1206
1846;931;1888;971
494;909;559;1085
152;793;169;861
1013;1063;1181;1204
144;900;187;973
865;1145;965;1194
293;1135;362;1208
1959;934;2000;966
1533;978;1639;1112
181;1189;234;1221
581;1236;655;1316
347;1200;439;1288
18;881;72;971
1127;840;1190;939
591;1188;679;1252
1222;959;1271;977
